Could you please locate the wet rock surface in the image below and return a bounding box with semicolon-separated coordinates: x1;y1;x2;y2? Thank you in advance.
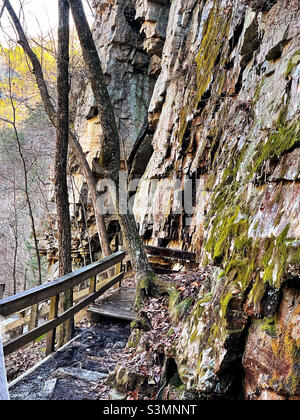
9;320;131;400
243;287;300;400
130;0;300;400
38;0;300;401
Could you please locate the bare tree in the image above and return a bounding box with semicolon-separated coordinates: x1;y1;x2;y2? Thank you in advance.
3;0;112;259
69;172;93;266
1;136;21;295
68;0;155;305
0;45;46;330
3;0;155;307
0;52;42;296
7;66;42;287
0;107;55;297
10;173;18;295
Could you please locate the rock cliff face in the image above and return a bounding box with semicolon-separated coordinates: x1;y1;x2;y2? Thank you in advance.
66;0;170;261
72;0;299;399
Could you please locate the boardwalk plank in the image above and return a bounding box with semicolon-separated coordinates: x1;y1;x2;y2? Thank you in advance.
88;287;136;322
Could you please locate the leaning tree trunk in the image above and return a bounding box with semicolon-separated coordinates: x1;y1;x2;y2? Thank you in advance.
55;0;74;347
68;0;155;306
4;0;112;259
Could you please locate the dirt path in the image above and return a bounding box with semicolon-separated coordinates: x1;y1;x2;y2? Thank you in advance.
8;319;131;400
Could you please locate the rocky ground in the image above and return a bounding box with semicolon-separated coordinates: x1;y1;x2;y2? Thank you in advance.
5;271;137;384
7;266;298;400
6;273;137;400
8;318;131;400
6;269;206;400
110;267;218;400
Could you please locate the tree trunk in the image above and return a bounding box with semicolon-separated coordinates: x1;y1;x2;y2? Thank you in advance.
11;177;18;295
4;0;112;259
68;0;155;305
55;0;74;347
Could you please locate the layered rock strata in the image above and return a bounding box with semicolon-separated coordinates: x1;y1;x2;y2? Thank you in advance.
60;0;299;399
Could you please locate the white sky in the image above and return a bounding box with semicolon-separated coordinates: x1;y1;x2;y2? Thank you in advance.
0;0;93;45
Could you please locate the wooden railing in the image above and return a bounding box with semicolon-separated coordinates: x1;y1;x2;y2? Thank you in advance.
145;245;197;274
145;245;196;262
0;251;125;357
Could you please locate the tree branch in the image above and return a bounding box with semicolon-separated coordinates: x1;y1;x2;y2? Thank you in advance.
3;0;112;257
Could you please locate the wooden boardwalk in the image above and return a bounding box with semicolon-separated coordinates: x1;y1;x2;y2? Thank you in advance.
88;286;136;322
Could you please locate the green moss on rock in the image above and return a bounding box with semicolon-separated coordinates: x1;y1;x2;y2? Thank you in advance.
285;49;300;78
252;121;300;174
259;316;278;337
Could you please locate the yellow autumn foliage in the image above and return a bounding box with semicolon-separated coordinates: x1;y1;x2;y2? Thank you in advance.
0;36;82;125
0;43;56;124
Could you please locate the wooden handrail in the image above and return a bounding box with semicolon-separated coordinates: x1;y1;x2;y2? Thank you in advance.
2;285;106;339
0;251;126;356
145;245;196;262
0;251;125;318
3;273;123;357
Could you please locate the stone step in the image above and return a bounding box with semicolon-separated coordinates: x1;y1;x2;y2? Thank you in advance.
52;367;108;383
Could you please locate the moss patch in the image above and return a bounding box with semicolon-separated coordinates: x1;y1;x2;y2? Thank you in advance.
259;316;278;337
175;1;231;148
251;121;300;175
168;287;195;322
285;49;300;78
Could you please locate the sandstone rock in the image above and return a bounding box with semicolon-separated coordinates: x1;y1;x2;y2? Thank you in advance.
131;0;299;399
243;288;300;400
149;55;162;76
42;378;58;397
108;388;127;400
52;367;107;383
48;0;300;401
176;267;249;398
113;364;147;393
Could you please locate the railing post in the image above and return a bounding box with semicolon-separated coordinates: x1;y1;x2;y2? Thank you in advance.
29;304;38;331
45;295;58;356
89;276;96;295
114;262;122;289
